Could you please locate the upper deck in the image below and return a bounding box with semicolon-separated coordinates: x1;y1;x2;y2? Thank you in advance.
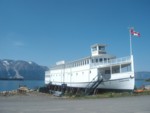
49;56;131;70
90;56;131;68
48;44;132;70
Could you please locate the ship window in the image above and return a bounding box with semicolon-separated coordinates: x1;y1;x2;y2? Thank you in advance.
84;60;87;65
87;60;89;64
99;58;103;62
112;65;120;74
92;46;97;51
82;61;84;65
92;59;94;63
121;64;131;72
99;46;105;50
108;58;110;62
96;59;98;63
104;58;107;62
105;70;110;74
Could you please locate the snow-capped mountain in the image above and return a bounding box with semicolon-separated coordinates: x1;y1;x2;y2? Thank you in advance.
0;59;48;80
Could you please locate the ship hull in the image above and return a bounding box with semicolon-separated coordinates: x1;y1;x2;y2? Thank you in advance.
46;73;135;91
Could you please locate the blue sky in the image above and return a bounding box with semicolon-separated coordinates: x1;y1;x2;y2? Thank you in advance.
0;0;150;71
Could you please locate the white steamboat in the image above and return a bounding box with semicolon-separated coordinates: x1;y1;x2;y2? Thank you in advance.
45;44;135;91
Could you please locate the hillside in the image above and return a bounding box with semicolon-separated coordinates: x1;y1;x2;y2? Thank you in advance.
0;59;48;80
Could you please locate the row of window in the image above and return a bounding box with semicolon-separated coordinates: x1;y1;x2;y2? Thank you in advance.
67;59;90;68
92;58;110;63
50;70;92;77
92;46;105;51
103;64;131;74
52;57;110;69
50;64;131;77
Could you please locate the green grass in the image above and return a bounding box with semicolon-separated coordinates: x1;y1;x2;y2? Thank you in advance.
64;90;150;99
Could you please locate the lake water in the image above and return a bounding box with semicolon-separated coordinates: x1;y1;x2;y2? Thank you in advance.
0;80;150;91
0;80;45;91
135;79;150;88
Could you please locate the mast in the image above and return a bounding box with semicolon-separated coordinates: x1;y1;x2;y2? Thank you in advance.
129;27;134;73
129;28;133;56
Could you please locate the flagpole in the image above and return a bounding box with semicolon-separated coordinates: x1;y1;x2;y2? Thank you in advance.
129;28;134;73
129;28;133;56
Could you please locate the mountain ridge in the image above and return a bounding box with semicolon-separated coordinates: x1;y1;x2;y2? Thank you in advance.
0;59;48;80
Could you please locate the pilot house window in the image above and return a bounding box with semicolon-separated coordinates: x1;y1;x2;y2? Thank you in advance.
92;47;97;51
99;46;105;50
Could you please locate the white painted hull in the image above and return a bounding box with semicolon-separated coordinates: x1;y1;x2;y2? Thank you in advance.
47;73;135;91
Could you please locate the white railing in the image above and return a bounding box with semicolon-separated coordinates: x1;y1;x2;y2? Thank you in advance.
49;56;131;70
91;56;131;67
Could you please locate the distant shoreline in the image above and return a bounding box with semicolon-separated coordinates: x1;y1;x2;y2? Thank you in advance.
0;78;24;81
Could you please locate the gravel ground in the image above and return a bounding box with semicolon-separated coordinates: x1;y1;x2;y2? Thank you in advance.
0;94;150;113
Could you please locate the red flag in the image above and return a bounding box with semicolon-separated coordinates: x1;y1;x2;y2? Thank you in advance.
130;28;140;37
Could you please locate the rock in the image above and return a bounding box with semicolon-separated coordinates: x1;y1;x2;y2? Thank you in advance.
18;87;29;94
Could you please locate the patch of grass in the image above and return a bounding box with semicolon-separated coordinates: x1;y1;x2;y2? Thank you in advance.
64;90;150;99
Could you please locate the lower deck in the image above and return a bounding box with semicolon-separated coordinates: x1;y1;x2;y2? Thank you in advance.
47;72;134;89
45;75;134;95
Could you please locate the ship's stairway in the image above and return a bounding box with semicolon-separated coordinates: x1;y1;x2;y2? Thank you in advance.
84;75;103;95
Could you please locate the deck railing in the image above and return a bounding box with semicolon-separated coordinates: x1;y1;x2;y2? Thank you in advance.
91;56;131;67
49;56;131;70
